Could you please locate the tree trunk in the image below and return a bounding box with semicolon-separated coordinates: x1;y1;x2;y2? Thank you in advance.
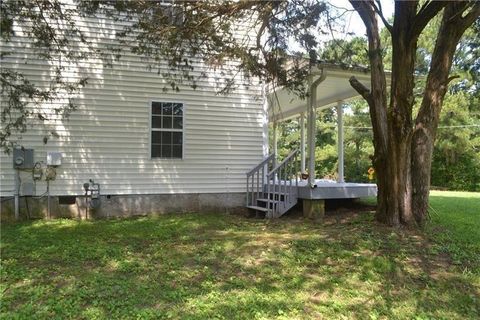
411;128;433;226
348;0;389;224
350;0;479;227
381;1;419;226
411;2;479;225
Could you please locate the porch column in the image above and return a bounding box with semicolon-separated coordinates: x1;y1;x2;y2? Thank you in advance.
300;112;306;173
336;101;345;183
307;77;315;186
307;72;327;187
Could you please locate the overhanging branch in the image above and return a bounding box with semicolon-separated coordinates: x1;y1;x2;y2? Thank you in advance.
373;0;392;33
458;2;480;31
411;1;447;37
349;76;373;105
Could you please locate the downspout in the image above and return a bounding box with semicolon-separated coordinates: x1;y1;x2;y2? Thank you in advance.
307;69;327;188
14;169;20;220
273;121;278;167
300;112;306;173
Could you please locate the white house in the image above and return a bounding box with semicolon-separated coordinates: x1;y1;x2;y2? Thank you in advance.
0;3;376;220
0;4;269;219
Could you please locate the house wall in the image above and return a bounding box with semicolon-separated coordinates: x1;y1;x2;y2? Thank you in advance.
0;193;247;221
0;4;267;214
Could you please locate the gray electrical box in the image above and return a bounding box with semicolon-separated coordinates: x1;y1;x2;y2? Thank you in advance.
47;152;62;166
22;182;35;196
13;148;34;169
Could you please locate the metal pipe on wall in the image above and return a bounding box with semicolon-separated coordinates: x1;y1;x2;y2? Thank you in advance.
273;121;278;168
14;170;20;220
300;112;306;173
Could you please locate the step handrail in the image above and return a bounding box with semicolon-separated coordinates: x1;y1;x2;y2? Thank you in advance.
267;149;298;177
246;153;275;176
266;149;299;218
246;153;276;209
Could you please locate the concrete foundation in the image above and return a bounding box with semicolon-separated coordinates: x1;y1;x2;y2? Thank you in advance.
0;193;247;221
303;199;325;222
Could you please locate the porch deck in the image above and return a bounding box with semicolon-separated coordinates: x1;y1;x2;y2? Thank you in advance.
297;179;377;200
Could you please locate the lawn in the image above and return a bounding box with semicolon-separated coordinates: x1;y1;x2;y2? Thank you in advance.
1;191;479;319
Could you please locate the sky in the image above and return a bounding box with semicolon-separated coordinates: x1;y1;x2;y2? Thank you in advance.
331;0;395;37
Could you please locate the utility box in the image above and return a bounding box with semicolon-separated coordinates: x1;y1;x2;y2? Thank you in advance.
13;148;34;169
22;182;35;196
47;152;62;167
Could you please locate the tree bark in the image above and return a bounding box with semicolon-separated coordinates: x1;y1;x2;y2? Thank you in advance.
350;0;479;227
384;1;419;226
412;2;480;226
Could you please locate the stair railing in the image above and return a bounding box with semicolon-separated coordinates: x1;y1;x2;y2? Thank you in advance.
266;149;299;218
246;153;276;209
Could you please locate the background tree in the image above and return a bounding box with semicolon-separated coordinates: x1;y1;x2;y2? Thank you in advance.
316;17;480;191
349;0;479;226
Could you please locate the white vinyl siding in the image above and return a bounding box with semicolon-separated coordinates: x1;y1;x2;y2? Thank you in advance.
0;5;266;197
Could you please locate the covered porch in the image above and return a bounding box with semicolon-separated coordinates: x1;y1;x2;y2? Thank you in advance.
246;63;377;219
268;64;376;190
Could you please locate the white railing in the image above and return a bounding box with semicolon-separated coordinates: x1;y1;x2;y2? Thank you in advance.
246;153;276;209
266;149;299;218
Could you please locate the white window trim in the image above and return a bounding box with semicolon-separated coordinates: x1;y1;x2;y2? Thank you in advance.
149;100;185;160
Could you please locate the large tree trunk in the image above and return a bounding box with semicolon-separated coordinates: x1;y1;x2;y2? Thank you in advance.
348;0;389;224
411;2;480;226
350;0;479;227
383;2;418;226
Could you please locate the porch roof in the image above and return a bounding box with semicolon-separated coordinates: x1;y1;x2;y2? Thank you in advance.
268;63;374;122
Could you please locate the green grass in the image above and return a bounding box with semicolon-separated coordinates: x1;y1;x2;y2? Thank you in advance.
1;191;479;319
427;191;480;271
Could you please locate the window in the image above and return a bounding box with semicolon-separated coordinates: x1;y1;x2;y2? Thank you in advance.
151;101;183;159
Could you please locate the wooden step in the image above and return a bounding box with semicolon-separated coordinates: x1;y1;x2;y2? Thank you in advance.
246;205;269;212
256;198;280;204
263;193;286;201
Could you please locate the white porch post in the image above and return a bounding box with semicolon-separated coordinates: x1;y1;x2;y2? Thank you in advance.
300;112;306;173
336;101;345;183
307;77;315;186
307;71;327;187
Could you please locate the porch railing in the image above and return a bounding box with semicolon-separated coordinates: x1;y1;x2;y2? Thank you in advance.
246;153;276;209
266;149;299;218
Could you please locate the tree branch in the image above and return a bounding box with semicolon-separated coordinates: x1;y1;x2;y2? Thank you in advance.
372;0;392;33
457;2;480;31
349;76;372;105
411;1;447;37
445;75;460;85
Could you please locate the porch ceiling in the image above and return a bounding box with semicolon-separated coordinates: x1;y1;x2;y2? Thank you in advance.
268;64;374;122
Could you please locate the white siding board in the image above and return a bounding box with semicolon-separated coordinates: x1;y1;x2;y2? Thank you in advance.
0;6;266;197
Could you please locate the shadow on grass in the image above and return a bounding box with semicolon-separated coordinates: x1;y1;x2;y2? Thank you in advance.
1;211;479;319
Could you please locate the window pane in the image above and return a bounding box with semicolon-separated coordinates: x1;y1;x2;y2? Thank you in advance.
152;102;162;115
173;103;183;116
172;132;182;145
152;131;162;144
173;116;182;129
161;145;172;158
162;103;173;115
151;144;161;157
162;116;172;129
172;145;182;158
161;131;172;144
152;116;162;128
151;102;183;159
